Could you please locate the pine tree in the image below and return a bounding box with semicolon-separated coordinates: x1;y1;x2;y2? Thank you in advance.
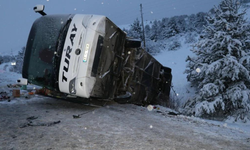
194;12;207;33
185;0;250;120
128;18;142;39
158;18;169;40
166;17;178;37
186;14;197;32
149;20;160;41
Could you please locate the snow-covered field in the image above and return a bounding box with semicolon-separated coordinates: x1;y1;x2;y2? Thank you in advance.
0;57;250;149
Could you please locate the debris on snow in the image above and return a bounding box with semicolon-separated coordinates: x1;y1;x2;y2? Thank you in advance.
147;105;154;111
20;119;61;128
0;91;10;101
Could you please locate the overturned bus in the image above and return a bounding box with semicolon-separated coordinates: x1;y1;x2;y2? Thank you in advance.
19;5;172;106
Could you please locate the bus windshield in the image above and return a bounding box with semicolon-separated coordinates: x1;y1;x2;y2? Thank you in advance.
22;14;72;90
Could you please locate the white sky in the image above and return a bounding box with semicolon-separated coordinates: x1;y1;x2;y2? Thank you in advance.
0;0;220;55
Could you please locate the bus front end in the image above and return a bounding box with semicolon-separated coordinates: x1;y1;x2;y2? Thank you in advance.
23;14;126;99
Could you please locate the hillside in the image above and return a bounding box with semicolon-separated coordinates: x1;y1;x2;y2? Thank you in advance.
126;1;250;121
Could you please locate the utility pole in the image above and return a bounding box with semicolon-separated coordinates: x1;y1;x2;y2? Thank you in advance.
140;4;146;48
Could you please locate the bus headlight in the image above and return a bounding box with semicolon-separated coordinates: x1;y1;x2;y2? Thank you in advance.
83;43;90;62
69;78;76;94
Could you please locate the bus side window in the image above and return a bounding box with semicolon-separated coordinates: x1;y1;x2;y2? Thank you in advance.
91;35;104;77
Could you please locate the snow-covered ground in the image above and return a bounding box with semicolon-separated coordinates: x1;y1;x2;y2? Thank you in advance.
1;56;250;149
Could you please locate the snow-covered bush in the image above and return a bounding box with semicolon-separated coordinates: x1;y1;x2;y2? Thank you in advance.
145;40;161;55
185;0;250;119
184;32;198;44
168;39;181;51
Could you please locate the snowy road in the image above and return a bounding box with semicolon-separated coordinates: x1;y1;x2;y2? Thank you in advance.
0;64;249;150
0;96;249;150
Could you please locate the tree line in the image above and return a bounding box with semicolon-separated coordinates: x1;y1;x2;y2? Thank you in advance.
124;11;208;54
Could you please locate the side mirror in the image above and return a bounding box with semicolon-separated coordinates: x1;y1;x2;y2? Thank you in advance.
17;78;28;85
34;5;47;16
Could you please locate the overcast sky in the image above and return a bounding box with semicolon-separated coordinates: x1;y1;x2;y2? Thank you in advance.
0;0;220;55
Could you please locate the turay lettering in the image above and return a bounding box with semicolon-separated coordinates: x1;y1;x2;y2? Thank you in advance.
62;23;77;82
